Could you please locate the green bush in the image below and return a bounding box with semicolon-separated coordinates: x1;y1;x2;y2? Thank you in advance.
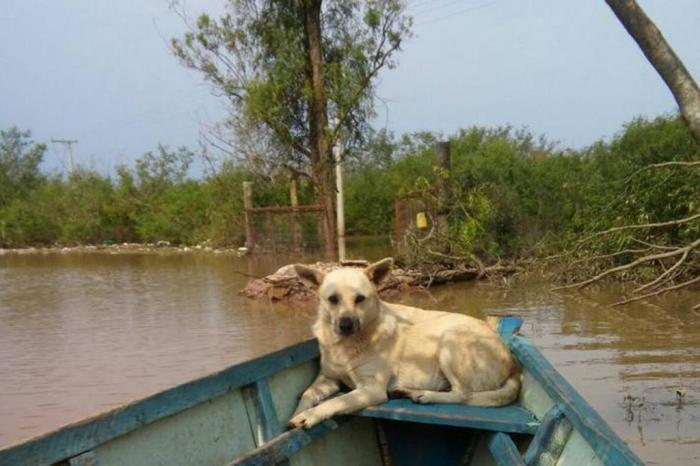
1;115;697;258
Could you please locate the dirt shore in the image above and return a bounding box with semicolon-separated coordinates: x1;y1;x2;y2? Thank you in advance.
0;242;243;256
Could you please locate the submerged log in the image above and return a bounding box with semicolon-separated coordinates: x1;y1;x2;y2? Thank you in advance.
241;260;519;301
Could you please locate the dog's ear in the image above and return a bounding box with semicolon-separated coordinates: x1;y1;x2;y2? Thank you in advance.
294;264;326;289
365;257;393;285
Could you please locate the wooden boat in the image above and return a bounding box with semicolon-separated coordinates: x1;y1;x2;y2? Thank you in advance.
0;316;643;466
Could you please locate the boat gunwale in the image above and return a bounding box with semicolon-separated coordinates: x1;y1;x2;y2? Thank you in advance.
0;339;320;466
509;335;644;466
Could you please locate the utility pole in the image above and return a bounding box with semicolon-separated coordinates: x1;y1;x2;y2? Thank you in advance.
333;119;346;262
51;138;78;174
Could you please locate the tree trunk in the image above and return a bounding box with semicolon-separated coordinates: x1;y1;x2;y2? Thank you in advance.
605;0;700;147
304;0;336;258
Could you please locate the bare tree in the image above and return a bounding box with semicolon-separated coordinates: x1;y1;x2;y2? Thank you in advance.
554;1;700;309
605;0;700;146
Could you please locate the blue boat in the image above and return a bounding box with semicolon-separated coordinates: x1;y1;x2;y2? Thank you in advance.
0;316;643;466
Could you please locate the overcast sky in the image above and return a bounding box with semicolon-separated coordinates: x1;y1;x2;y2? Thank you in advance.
1;0;699;175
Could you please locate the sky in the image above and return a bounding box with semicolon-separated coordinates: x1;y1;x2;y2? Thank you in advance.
1;0;699;175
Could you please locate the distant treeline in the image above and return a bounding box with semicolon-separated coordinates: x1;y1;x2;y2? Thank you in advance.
1;115;698;261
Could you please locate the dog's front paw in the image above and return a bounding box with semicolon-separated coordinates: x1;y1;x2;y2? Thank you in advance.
391;388;432;404
410;392;431;404
287;409;322;430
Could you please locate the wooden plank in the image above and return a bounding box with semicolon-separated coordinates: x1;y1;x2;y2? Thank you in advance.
266;361;318;429
292;418;383;466
227;419;344;466
509;336;643;466
93;389;256;466
247;205;324;214
518;370;555;420
358;398;539;434
242;379;283;444
556;429;603;466
68;450;98;466
487;432;525;466
0;339;319;466
494;315;524;345
523;404;572;466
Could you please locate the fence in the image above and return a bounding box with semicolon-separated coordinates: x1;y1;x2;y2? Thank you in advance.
243;181;325;254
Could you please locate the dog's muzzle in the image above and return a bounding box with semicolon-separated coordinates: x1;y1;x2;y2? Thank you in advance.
337;317;359;336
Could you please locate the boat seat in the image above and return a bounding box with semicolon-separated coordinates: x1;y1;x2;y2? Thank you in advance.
357;399;540;434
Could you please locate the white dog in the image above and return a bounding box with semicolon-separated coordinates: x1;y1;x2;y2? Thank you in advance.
288;258;520;429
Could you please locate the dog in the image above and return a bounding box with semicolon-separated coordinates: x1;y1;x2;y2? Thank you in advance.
287;258;521;429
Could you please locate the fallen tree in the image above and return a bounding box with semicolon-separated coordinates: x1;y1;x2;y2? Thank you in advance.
242;259;519;301
551;1;700;310
551;213;700;308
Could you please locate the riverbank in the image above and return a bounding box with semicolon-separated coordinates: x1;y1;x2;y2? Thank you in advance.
0;242;243;256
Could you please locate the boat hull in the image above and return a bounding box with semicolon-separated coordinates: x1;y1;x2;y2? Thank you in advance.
0;317;643;466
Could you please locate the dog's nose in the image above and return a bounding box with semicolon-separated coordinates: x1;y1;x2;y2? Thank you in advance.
338;317;356;336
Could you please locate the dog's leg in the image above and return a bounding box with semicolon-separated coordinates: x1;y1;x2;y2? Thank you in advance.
400;331;476;405
292;374;341;415
408;329;519;406
402;389;465;404
288;384;387;429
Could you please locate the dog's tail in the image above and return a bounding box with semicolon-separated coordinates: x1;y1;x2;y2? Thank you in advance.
465;368;521;407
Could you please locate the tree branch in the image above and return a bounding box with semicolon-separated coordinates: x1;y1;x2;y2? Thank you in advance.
576;212;700;247
553;237;700;291
612;275;700;307
624;160;700;183
632;248;688;293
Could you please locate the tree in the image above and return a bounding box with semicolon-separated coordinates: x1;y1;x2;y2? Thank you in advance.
605;0;700;146
555;2;700;309
171;0;411;255
0;127;46;208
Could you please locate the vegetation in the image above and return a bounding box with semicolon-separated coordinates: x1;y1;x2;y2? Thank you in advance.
0;131;294;247
170;0;411;254
2;115;697;271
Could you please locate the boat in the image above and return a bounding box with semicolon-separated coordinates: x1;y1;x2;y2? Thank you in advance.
0;316;643;466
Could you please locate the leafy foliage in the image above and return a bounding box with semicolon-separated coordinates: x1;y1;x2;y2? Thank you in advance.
345;115;698;266
0;127;46;208
1;115;697;268
171;0;411;176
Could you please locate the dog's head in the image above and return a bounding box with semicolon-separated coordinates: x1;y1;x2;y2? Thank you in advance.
294;258;393;337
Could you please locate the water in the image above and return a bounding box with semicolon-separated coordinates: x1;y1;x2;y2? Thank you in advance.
1;242;698;464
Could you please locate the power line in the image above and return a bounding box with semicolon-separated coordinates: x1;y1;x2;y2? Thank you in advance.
415;0;501;26
410;0;472;15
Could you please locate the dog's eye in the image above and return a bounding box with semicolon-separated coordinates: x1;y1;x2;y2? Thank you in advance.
355;294;365;304
328;294;339;305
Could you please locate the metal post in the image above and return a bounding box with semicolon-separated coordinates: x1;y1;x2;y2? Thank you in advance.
333;131;346;262
290;177;302;252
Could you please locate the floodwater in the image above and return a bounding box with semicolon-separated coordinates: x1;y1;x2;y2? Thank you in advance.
0;239;698;465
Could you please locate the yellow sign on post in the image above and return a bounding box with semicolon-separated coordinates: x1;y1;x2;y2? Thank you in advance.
416;212;428;229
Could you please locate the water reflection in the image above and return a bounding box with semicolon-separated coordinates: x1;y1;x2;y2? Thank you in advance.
0;246;698;464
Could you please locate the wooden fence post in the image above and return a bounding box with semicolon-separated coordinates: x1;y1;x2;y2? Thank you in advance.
290;177;302;252
243;181;256;251
435;141;452;251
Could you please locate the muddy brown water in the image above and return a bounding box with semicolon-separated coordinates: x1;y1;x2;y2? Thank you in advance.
1;239;698;464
